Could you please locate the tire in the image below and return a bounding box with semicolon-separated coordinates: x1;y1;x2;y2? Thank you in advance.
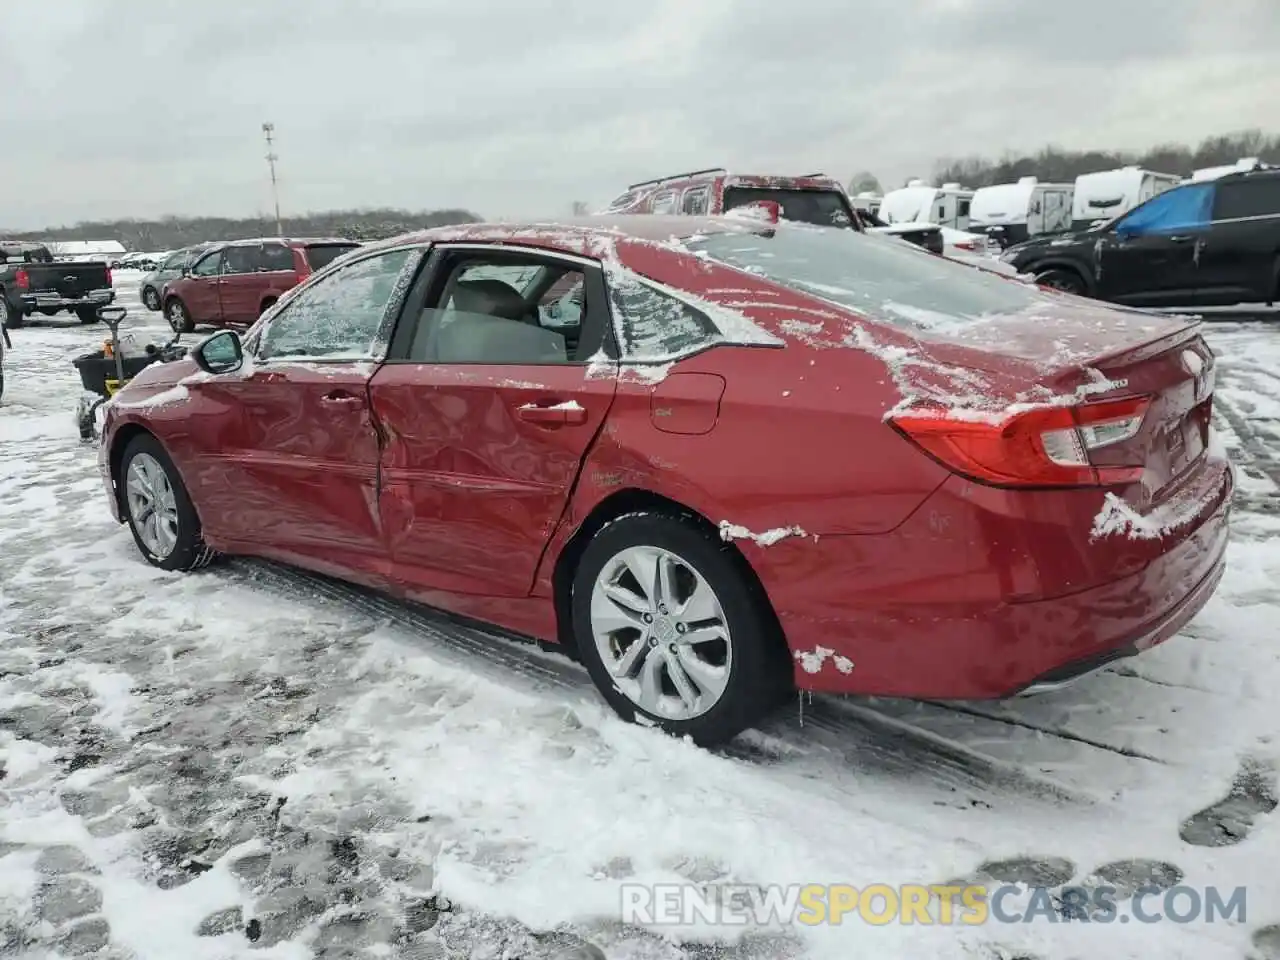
1035;267;1086;295
3;298;25;330
165;297;194;333
117;433;215;572
570;511;790;746
142;287;160;311
0;364;5;404
259;297;277;315
76;307;101;324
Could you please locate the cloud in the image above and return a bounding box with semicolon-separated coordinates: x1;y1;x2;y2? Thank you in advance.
0;0;1276;229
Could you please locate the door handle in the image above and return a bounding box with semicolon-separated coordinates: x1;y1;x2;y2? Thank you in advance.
1169;235;1194;242
516;401;588;426
320;390;363;405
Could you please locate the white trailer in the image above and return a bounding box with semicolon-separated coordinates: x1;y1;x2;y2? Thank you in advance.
968;176;1074;248
1071;166;1180;229
879;180;975;231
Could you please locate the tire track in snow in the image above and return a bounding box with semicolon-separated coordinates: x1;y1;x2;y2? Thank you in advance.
236;559;1100;806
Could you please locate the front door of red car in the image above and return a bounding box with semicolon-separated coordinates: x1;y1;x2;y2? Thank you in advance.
369;247;617;598
187;246;425;584
180;249;226;323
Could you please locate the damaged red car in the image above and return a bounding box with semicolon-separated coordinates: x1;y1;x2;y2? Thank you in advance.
96;215;1233;746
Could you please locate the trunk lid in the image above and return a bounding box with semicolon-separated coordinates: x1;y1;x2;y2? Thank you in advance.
925;306;1214;504
22;261;111;298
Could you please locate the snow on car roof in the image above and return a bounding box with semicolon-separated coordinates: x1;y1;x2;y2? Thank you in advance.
360;215;768;258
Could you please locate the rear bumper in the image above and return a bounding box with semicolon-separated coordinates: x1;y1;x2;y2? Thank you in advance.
758;455;1234;699
21;288;115;311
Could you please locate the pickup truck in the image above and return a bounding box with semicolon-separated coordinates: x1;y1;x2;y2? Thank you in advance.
0;242;115;328
601;170;950;255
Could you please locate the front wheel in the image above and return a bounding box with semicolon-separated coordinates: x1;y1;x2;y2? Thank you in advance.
118;433;215;571
165;298;194;333
1035;268;1086;295
571;512;790;746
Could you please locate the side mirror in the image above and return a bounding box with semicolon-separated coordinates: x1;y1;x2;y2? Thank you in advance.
193;330;243;374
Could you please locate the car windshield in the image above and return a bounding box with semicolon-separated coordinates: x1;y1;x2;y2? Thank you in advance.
685;225;1049;333
722;187;854;229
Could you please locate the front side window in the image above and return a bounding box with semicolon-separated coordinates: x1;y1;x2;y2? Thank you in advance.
605;270;720;359
1114;183;1214;236
651;192;679;215
404;255;590;364
191;252;223;277
260;249;416;360
686;225;1053;335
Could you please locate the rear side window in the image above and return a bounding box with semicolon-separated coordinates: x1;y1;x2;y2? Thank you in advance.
258;243;296;271
1212;179;1280;220
304;244;359;272
682;187;710;215
605;271;720;359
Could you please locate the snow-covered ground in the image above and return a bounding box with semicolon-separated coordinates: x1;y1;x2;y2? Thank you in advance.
2;271;1280;960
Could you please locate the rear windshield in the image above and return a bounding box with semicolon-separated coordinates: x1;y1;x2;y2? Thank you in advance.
304;243;360;271
722;187;855;229
686;225;1046;333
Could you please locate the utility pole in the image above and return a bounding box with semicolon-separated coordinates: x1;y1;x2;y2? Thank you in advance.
262;122;282;236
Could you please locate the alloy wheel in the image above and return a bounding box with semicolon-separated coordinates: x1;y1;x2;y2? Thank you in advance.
589;545;732;720
125;452;180;559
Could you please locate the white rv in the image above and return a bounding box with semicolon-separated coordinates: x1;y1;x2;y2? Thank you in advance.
879;180;974;231
850;191;882;215
1071;166;1180;230
968;176;1074;249
1188;157;1271;182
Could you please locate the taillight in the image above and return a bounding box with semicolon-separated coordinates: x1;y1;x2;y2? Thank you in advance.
889;396;1151;488
952;240;977;251
106;267;113;287
15;269;29;290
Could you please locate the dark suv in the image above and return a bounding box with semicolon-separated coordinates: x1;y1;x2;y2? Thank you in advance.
161;237;359;332
1000;166;1280;308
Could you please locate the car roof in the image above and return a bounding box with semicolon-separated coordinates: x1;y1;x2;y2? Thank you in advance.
370;215;767;255
220;236;356;247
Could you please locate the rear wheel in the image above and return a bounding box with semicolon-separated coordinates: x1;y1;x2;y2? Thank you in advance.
3;298;25;330
570;512;790;746
1035;267;1086;295
76;307;101;324
118;433;215;572
142;286;160;311
259;297;277;316
165;297;194;333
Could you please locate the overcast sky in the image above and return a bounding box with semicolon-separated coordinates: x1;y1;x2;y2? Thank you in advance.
1;0;1277;230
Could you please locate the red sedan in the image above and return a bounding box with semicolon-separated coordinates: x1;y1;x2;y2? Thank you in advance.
97;215;1233;746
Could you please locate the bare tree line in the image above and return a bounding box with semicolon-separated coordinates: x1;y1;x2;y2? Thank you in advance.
0;207;483;251
849;128;1280;196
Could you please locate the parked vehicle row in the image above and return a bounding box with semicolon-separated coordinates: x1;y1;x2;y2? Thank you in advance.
1002;165;1280;308
99;213;1232;745
137;237;361;332
0;240;114;328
